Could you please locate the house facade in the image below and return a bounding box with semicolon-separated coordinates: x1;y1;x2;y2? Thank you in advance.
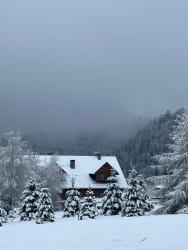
37;154;127;198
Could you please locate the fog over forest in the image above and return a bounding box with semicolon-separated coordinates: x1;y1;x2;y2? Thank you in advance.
1;1;188;136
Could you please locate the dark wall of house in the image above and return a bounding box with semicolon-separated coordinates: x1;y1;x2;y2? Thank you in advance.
79;188;105;198
62;188;105;198
95;163;112;182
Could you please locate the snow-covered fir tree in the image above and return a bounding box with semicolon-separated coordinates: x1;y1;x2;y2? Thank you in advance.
36;188;55;224
122;168;146;217
19;178;40;221
79;188;98;220
102;169;123;216
63;178;80;217
154;108;188;214
137;174;154;213
8;207;19;221
0;199;7;226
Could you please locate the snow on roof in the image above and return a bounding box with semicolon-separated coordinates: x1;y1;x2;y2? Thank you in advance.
37;155;127;189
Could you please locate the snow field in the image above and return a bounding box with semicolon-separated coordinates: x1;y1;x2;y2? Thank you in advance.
0;213;187;250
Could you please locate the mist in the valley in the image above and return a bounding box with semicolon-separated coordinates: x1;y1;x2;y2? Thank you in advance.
0;0;188;138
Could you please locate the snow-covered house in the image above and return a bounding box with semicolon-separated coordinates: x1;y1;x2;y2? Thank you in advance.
37;154;127;198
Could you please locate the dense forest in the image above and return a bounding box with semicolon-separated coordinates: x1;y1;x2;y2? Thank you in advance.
117;109;184;176
25;109;184;177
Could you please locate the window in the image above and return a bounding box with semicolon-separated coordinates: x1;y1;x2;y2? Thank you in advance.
100;173;109;182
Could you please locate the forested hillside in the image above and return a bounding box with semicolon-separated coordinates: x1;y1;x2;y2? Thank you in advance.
117;109;184;176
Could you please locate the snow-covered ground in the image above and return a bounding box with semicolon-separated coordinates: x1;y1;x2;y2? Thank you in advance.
0;212;187;250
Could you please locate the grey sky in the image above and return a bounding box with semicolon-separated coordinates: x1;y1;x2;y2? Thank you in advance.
0;0;188;133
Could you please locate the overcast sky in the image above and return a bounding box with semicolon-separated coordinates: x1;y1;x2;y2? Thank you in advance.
0;0;188;134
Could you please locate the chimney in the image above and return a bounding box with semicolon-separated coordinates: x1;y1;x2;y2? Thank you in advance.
46;152;54;155
94;152;102;160
70;159;76;169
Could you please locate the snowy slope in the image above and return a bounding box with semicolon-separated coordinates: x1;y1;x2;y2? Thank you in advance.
0;213;187;250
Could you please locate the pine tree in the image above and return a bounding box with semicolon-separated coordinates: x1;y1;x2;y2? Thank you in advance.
137;174;154;213
36;188;55;224
102;170;123;216
0;200;7;226
117;109;184;177
63;179;80;217
79;188;98;220
19;178;40;221
8;207;19;221
154;108;188;214
122;168;144;217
